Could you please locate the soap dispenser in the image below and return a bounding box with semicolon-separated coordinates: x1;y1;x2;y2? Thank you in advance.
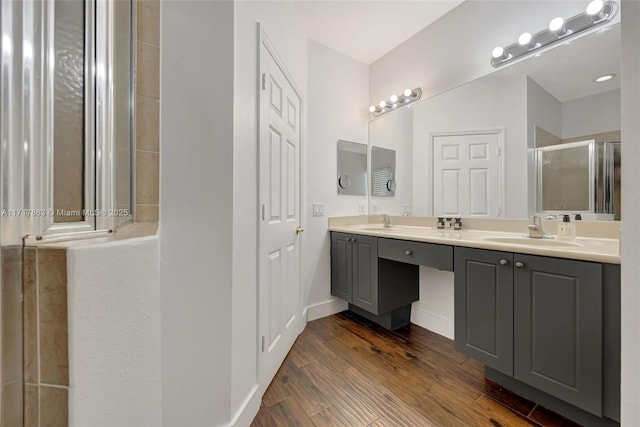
557;214;576;240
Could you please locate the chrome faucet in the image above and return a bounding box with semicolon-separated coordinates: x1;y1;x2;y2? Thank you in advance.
380;214;394;228
528;216;552;239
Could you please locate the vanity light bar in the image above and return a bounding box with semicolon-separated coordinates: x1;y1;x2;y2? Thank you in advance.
491;0;618;67
369;87;422;117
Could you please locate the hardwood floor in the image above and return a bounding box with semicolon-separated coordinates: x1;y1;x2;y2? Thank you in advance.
251;311;581;427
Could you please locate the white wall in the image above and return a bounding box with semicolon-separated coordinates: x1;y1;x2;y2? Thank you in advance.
620;1;640;424
370;1;597;105
369;108;413;216
160;1;235;425
232;2;308;425
562;89;621;139
304;40;369;318
411;75;528;219
67;237;161;426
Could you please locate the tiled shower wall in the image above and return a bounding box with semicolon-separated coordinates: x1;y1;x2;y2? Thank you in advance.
135;0;161;222
23;248;69;427
1;247;23;426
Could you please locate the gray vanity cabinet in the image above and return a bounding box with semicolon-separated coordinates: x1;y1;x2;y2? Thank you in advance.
330;232;378;313
455;247;608;418
514;255;603;416
454;247;514;376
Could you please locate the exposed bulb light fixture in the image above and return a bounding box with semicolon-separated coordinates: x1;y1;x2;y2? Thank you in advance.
586;0;605;16
492;46;505;59
491;0;617;68
548;17;567;34
369;87;422;117
518;32;533;46
594;73;616;82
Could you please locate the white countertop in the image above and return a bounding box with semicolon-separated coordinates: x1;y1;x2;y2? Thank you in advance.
328;222;621;265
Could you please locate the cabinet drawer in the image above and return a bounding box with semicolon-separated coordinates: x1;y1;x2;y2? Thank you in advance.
378;238;453;271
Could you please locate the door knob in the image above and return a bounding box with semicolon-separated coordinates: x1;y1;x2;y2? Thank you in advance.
296;226;304;234
500;259;508;265
515;261;524;268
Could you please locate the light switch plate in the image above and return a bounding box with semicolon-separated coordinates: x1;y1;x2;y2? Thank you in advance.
371;204;378;214
312;203;324;217
358;203;366;215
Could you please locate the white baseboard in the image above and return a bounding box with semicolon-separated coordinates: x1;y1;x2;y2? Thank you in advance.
230;384;261;427
411;307;454;340
305;298;348;322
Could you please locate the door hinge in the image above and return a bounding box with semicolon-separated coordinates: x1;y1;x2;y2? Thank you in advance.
261;336;265;352
261;73;266;90
261;204;265;221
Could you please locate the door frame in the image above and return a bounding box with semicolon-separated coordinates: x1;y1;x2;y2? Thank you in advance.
428;128;506;217
256;23;305;386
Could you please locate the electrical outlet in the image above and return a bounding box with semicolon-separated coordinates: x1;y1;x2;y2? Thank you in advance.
402;204;412;216
358;203;366;215
312;203;324;217
371;204;378;214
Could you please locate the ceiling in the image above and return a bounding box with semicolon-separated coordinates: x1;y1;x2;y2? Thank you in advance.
493;24;621;102
294;0;464;65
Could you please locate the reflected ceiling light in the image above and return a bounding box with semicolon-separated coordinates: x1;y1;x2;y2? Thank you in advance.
594;73;616;82
491;0;617;68
368;87;422;117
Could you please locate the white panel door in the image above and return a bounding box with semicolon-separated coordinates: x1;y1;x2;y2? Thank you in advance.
259;34;302;387
433;132;501;217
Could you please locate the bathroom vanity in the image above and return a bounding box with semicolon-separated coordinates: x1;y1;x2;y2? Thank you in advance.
329;217;620;426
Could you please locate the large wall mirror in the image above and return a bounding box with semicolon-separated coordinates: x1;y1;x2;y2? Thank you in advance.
369;22;621;220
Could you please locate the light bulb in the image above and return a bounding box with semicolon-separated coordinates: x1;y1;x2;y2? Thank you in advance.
369;105;376;113
392;104;398;109
379;100;387;108
518;32;532;46
549;17;565;33
492;46;504;59
404;88;413;97
586;0;605;16
390;94;399;103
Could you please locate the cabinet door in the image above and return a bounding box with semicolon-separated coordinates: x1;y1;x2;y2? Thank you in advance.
351;235;378;314
514;255;602;416
454;247;514;376
330;232;352;302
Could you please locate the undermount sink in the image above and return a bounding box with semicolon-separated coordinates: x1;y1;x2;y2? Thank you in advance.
483;237;580;247
357;226;399;232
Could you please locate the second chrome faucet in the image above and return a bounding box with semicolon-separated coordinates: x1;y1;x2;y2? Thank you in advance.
528;216;553;239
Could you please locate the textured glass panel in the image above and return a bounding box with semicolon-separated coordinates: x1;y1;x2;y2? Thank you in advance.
113;0;132;216
541;145;590;211
53;0;85;222
612;143;621;220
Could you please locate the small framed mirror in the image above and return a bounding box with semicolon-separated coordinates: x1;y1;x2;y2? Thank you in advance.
371;146;396;197
337;140;368;196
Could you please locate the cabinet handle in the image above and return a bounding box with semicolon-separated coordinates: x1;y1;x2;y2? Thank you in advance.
500;259;508;265
405;250;413;256
352;238;357;243
515;261;524;268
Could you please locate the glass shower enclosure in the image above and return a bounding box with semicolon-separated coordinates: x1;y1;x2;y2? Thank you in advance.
536;140;621;220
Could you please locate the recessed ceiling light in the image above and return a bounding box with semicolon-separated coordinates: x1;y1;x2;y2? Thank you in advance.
594;73;616;83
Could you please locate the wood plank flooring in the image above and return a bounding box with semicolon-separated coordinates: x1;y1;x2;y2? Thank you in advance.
251;311;581;427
